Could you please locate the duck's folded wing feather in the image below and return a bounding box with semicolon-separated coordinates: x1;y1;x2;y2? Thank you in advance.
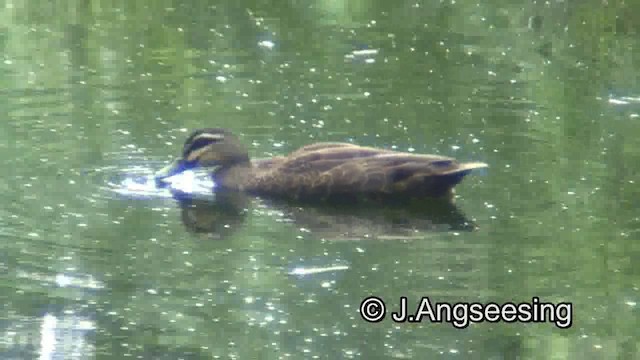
248;148;486;198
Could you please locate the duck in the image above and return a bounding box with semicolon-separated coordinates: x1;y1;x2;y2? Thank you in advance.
155;128;487;203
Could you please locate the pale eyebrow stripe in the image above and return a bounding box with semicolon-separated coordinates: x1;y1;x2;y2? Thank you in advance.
183;133;225;157
194;133;224;141
186;145;214;162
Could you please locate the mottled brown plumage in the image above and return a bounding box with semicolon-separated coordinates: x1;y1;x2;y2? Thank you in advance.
155;128;487;202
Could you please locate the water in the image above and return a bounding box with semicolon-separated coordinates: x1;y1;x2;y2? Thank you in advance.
1;1;639;359
108;168;215;199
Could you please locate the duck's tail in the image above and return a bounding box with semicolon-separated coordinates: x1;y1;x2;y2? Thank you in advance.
391;161;488;198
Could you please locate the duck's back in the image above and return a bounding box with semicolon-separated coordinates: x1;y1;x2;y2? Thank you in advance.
240;143;486;201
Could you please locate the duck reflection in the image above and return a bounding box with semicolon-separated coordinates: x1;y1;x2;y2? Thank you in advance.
271;199;477;241
173;189;478;240
176;191;250;238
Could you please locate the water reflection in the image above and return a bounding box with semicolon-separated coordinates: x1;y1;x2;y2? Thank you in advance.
178;192;249;238
1;270;99;360
172;189;478;240
39;313;95;360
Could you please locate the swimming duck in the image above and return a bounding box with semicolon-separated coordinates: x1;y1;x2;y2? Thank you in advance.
155;128;487;202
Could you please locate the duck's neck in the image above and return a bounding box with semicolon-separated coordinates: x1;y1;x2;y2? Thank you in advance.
212;161;253;189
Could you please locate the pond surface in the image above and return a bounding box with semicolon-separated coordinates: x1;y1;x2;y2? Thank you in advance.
2;1;640;359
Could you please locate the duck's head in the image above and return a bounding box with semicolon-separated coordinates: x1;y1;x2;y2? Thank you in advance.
155;128;250;183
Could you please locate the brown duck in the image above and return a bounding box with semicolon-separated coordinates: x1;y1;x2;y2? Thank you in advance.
155;128;487;202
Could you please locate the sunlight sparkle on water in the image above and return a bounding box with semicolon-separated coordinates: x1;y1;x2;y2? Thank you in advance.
162;170;198;193
258;40;275;49
116;169;215;198
289;265;349;276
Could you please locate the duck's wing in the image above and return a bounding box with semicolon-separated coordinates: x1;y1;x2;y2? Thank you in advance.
252;157;284;170
250;143;360;170
247;144;487;200
287;142;363;155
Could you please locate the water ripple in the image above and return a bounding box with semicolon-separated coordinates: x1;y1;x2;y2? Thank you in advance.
88;156;215;201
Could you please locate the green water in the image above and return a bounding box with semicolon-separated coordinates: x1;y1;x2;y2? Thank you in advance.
2;1;639;359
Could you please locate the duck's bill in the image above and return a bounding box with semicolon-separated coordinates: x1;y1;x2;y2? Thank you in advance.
154;158;190;187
